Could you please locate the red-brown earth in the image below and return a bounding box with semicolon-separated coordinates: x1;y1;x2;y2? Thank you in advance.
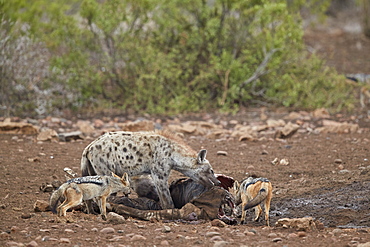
0;107;370;247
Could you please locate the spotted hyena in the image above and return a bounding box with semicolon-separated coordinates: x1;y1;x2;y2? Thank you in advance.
81;131;220;209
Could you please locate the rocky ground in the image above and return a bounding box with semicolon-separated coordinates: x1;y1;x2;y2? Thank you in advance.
0;106;370;247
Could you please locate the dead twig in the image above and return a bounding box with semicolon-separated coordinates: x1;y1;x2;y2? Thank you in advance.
239;48;280;90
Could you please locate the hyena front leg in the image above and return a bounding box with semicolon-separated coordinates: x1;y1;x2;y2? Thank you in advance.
151;171;174;209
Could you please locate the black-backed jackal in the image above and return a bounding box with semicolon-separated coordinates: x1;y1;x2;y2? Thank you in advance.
49;173;130;220
233;177;272;226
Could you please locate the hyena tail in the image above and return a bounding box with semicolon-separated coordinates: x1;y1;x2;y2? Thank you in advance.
243;188;268;211
81;149;96;177
49;184;66;214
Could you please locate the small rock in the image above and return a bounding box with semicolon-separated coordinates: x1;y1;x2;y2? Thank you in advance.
162;226;171;233
271;158;279;165
160;240;170;246
21;213;32;219
268;233;278;238
131;234;146;241
338;164;344;170
217;151;228;156
109;236;125;242
272;238;283;242
91;228;98;232
338;169;350;174
100;227;115;234
211;219;227;227
59;238;71;244
210;236;223;242
10;226;19;232
287;233;298;238
206;232;221;237
357;242;370;247
64;229;74;233
334;159;343;164
279;158;290;166
213;240;228;247
332;228;342;235
5;241;22;247
33;200;50;212
261;150;269;155
297;231;307;237
107;212;126;224
26;240;38;247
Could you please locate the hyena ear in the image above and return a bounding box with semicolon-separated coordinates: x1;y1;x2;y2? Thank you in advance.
197;149;207;164
112;172;120;178
122;172;129;181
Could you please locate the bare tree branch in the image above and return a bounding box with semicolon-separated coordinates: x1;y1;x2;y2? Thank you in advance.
239;48;280;89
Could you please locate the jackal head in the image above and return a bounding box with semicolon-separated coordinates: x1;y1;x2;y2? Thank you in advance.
112;172;131;196
183;149;220;189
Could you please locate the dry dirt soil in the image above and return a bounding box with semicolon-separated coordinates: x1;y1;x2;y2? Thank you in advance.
1;108;370;247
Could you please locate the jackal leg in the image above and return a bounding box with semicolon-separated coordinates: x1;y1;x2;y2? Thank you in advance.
240;202;247;224
58;188;83;217
254;205;263;222
264;195;271;226
98;196;108;220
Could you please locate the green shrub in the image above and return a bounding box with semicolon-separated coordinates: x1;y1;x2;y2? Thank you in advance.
0;0;358;117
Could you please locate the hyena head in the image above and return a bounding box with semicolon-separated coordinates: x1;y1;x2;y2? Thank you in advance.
112;172;131;196
183;149;220;189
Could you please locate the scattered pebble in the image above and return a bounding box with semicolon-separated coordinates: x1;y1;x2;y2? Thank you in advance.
206;232;221;237
213;240;228;247
210;235;223;242
217;151;228;156
64;229;74;233
297;231;307;237
100;227;115;234
131;234;147;241
107;212;126;224
268;233;278;238
59;238;71;244
162;226;171;233
26;240;38;247
287;233;298;238
160;240;170;245
272;237;283;242
334;159;343;164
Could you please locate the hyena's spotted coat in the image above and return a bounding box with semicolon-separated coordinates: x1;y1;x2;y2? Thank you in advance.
81;131;220;209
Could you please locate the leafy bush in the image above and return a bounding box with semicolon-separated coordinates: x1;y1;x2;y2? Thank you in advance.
0;0;357;117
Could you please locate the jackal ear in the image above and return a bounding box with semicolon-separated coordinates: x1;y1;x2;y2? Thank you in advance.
197;149;207;163
233;181;240;190
122;172;129;181
112;172;120;178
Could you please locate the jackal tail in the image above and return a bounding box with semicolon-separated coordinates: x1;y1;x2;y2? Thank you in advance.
243;188;268;211
49;184;66;214
49;183;81;214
